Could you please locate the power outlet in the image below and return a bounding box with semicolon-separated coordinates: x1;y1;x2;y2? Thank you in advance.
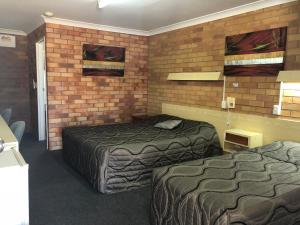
227;97;235;109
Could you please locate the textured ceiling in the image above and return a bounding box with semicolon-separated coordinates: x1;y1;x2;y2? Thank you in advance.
0;0;265;33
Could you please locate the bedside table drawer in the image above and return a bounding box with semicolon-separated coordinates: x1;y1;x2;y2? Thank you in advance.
223;129;263;153
225;133;248;146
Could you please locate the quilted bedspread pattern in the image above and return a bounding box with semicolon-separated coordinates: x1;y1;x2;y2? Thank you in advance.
62;115;222;194
151;141;300;225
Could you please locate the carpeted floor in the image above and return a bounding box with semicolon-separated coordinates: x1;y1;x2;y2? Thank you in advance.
20;135;151;225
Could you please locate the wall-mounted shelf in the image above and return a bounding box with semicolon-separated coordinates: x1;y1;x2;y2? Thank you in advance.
277;70;300;82
167;72;223;81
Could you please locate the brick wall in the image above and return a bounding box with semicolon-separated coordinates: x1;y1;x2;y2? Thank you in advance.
148;1;300;118
43;1;300;150
28;25;46;138
0;34;31;131
282;83;300;117
45;23;148;150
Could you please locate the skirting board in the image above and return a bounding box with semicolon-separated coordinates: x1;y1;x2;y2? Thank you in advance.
162;103;300;147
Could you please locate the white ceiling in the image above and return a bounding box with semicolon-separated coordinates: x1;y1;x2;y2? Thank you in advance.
0;0;295;34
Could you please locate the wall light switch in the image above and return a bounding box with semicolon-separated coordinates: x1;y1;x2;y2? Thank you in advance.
227;97;235;109
221;100;227;109
273;105;281;115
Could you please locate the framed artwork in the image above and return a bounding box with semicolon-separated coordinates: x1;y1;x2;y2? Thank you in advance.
224;27;287;76
82;44;126;76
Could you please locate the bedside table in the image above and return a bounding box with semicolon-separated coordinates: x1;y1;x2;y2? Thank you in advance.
132;114;149;122
224;129;263;154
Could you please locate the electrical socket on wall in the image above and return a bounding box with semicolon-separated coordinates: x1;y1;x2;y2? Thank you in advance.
221;97;236;109
227;97;235;109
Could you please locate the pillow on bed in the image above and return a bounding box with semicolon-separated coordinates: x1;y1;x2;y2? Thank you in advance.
252;141;300;165
154;120;182;130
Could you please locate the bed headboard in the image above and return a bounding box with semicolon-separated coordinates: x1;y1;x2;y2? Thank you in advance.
162;103;300;146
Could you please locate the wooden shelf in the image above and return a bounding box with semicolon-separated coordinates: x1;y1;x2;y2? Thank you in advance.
167;72;223;81
277;70;300;82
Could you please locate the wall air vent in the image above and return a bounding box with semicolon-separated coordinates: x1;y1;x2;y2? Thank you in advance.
0;34;16;48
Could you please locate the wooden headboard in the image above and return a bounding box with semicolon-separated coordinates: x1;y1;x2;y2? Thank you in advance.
162;103;300;146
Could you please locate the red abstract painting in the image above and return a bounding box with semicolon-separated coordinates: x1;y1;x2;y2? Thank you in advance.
224;27;287;76
82;44;126;76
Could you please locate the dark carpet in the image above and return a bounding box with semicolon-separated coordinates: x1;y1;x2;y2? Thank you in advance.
20;135;151;225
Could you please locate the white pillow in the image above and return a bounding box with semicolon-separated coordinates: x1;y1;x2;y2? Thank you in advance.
154;120;182;130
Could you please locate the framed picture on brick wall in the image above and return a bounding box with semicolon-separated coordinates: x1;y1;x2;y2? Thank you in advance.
82;44;126;76
224;27;287;76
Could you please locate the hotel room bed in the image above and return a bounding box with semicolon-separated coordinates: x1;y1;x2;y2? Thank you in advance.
151;141;300;225
62;114;222;194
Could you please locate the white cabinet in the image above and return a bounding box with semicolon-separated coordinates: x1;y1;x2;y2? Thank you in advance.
0;149;29;225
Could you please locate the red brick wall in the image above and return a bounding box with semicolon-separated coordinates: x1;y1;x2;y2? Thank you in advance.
45;23;148;150
0;34;31;131
44;1;300;150
148;1;300;118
